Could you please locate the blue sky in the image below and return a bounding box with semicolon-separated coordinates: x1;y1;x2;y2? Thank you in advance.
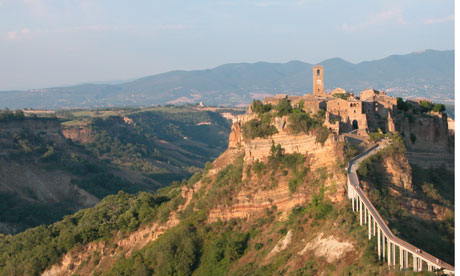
0;0;454;90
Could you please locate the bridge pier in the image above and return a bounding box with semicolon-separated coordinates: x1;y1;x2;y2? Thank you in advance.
392;242;395;267
352;192;355;211
400;247;403;270
359;198;363;225
364;206;367;224
373;218;375;236
387;239;391;266
413;256;417;272
382;234;385;260
405;250;408;269
377;227;381;260
368;213;371;240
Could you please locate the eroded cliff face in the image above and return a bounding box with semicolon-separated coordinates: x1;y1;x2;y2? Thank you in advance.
0;160;98;206
230;115;342;170
362;152;451;222
397;112;454;170
62;127;94;143
0;118;64;146
209;114;347;222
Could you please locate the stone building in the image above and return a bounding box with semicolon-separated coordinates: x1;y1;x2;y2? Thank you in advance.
260;66;406;135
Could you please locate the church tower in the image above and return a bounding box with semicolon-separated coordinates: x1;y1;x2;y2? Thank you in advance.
313;65;324;95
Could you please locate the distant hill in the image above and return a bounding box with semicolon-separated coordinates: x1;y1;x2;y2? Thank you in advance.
0;49;453;109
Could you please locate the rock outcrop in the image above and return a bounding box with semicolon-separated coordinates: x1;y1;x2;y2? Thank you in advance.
208;113;347;222
62;127;94;143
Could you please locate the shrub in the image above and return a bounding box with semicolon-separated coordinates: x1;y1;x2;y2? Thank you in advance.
275;98;292;117
288;112;317;134
369;131;385;142
251;100;272;115
397;98;409;112
315;126;329;145
420;100;432;113
281;153;304;170
242;115;278;140
253;160;266;177
269;142;283;163
433;103;446;113
343;142;359;164
288;167;308;193
332;93;350;100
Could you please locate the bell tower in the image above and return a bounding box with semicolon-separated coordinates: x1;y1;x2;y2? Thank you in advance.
313;65;324;95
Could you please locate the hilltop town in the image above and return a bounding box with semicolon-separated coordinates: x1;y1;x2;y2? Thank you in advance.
0;66;454;275
260;65;449;139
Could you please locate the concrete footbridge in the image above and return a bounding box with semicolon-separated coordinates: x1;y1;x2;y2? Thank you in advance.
347;141;455;274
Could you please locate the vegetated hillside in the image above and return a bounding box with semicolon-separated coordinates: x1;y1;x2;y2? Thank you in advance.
0;112;154;235
0;49;453;109
58;105;241;186
357;135;454;265
0;106;239;234
1;99;453;276
0;135;387;276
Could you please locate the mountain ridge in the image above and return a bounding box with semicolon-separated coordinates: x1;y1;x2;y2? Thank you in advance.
0;49;453;109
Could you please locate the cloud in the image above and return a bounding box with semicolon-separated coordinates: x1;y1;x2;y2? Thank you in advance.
424;15;454;25
6;28;31;41
7;31;17;40
341;9;406;32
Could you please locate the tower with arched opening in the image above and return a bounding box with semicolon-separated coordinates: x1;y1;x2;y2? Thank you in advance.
313;65;324;96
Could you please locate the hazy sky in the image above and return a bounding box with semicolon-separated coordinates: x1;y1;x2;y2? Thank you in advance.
0;0;454;90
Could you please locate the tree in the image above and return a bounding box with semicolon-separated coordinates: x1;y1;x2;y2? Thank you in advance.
433;104;446;113
420;101;432;113
276;99;292;117
251;100;272;115
397;98;409;112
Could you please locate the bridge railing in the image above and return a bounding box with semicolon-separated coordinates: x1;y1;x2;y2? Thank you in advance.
347;142;454;274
